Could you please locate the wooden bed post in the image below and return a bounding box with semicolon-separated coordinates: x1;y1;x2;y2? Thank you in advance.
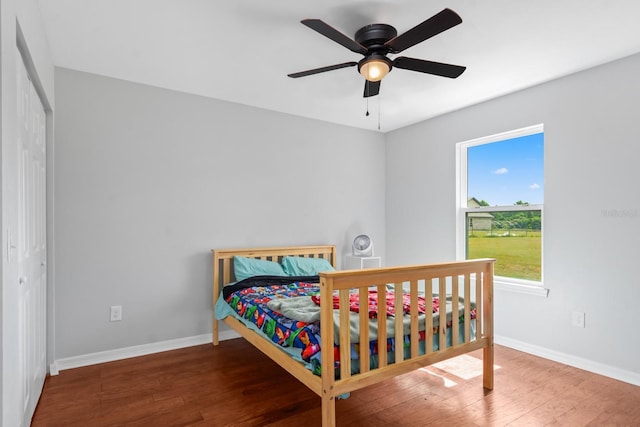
212;250;219;346
319;272;337;427
482;260;494;390
321;394;336;427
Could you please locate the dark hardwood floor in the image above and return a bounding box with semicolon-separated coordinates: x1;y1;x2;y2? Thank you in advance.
32;339;640;426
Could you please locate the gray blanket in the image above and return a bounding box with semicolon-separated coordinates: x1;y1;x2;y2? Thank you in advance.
267;296;321;323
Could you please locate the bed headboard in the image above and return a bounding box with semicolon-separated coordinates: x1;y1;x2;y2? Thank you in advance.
211;244;336;296
211;245;336;345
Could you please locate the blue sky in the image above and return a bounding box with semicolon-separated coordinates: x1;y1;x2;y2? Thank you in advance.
467;132;544;206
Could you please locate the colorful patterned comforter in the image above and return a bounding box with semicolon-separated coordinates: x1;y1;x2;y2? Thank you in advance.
223;276;475;376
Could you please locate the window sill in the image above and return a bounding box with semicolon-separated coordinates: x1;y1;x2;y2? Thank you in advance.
494;280;549;297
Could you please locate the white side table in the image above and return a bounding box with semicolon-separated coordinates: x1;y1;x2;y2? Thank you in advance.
345;255;381;270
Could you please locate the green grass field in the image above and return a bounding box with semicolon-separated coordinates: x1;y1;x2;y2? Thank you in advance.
467;230;541;281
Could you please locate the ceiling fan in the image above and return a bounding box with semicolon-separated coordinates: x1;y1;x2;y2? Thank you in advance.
288;8;466;98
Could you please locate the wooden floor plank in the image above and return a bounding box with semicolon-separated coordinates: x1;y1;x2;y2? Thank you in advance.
32;340;640;426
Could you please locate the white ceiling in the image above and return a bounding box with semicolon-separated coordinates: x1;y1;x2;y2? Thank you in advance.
37;0;640;132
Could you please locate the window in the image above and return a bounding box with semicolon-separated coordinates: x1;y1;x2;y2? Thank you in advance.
456;124;546;294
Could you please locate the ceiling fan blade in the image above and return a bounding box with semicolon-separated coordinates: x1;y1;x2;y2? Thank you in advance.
301;19;367;55
363;80;381;98
385;8;462;53
288;62;358;78
393;57;466;78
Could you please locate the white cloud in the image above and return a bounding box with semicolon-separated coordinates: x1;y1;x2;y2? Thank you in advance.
493;167;508;175
529;183;540;189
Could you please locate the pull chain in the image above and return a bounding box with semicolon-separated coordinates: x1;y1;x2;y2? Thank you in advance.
365;81;370;116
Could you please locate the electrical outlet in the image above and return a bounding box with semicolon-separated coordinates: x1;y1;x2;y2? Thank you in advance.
571;311;585;328
110;305;122;322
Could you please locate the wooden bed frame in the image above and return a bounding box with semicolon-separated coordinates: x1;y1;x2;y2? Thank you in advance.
212;245;494;426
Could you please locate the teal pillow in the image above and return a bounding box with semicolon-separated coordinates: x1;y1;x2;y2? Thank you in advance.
281;256;335;276
233;256;286;281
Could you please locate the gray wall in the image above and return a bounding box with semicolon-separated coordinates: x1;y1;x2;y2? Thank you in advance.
386;53;640;378
54;68;385;359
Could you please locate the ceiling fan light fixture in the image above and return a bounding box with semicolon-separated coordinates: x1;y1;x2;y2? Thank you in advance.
358;56;391;82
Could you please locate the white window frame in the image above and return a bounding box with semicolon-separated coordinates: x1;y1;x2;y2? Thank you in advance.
455;124;548;297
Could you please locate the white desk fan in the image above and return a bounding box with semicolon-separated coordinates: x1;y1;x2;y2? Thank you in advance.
352;234;373;257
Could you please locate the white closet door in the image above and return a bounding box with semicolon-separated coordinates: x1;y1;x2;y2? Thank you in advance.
17;48;47;427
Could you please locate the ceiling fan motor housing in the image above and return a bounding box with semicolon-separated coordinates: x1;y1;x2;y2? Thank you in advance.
354;23;397;49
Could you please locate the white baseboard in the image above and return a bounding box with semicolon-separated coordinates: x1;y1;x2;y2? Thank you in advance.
49;329;240;375
495;335;640;387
